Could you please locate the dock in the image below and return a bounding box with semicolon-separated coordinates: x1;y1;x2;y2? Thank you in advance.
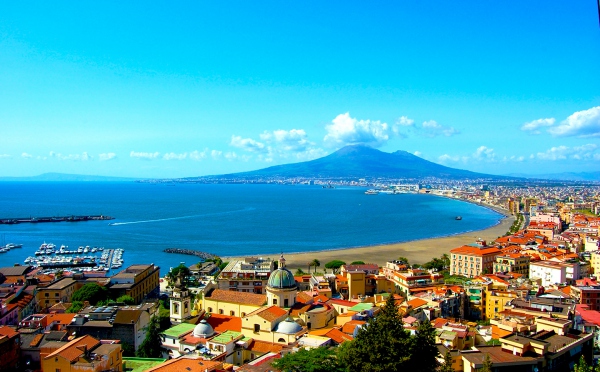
163;248;217;260
0;215;114;224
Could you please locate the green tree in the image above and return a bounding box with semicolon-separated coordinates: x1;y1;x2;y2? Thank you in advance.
350;261;365;265
71;283;110;305
166;264;191;286
116;295;136;305
158;300;172;330
408;320;439;372
439;350;454;372
121;341;136;357
338;295;412;371
311;259;321;273
136;316;164;358
573;355;593;372
295;268;306;276
481;353;493;372
325;260;346;274
66;300;84;313
271;347;344;372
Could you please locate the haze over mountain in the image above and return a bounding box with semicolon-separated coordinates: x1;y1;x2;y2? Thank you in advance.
0;173;140;182
188;145;505;181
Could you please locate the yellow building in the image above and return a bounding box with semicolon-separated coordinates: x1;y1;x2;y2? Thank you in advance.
202;287;266;317
485;289;518;320
589;252;600;275
493;254;530;275
42;335;122;372
108;264;160;303
241;305;306;344
36;277;77;311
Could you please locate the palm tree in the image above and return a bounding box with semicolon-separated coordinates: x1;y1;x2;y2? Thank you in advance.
311;259;321;273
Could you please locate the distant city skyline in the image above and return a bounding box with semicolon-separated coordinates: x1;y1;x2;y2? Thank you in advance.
1;2;599;178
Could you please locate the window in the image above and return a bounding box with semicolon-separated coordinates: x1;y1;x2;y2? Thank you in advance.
208;307;213;313
254;324;260;333
273;298;277;305
219;309;223;314
230;310;235;316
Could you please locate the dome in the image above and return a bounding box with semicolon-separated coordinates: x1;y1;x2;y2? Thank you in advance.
274;318;303;334
267;268;297;289
193;319;214;338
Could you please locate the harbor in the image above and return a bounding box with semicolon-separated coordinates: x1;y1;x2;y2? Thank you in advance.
21;242;126;275
0;214;114;224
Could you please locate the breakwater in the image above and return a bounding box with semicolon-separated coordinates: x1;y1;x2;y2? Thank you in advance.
0;215;114;224
163;248;217;260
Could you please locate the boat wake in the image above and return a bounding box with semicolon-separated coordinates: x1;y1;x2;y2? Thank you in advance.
108;207;255;226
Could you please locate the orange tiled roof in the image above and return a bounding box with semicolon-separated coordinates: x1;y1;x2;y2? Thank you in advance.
246;306;288;322
206;289;266;306
206;314;242;333
246;339;284;353
146;357;223;372
0;325;19;338
44;335;100;362
450;245;501;256
406;298;428;309
46;313;76;325
342;320;366;335
326;328;353;343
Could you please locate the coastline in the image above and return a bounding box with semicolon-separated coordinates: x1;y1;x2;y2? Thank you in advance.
225;204;514;271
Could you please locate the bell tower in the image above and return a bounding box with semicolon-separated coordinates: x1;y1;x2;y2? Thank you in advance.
169;270;191;324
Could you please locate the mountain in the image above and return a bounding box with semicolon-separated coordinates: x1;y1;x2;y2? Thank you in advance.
0;173;140;182
191;145;504;180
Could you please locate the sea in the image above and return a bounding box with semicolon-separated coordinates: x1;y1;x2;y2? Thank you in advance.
0;182;504;274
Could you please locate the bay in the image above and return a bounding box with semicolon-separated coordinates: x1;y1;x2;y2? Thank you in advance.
0;182;503;274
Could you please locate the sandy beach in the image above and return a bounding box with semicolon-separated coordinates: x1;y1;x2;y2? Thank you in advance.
252;206;515;271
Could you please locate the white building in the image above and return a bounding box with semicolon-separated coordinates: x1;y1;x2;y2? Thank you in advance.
529;261;581;287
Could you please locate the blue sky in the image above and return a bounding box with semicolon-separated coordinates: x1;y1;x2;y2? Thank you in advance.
1;2;599;178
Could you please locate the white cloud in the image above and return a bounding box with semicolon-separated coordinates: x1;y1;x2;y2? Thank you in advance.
130;151;160;160
535;144;598;160
549;106;600;137
99;153;117;161
49;152;91;161
263;129;311;152
21;153;33;159
397;116;414;126
324;112;389;147
438;154;461;163
230;135;267;153
421;120;459;137
189;149;208;161
163;152;187;161
473;146;496;161
413;151;422;157
521;118;555;134
0;154;12;159
211;150;223;160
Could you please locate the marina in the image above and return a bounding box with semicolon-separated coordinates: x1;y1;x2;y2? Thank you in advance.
22;242;125;274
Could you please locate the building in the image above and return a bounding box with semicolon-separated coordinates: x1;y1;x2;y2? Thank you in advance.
169;272;192;324
450;241;501;278
571;284;600;311
493;254;530;275
0;326;20;371
217;257;275;294
36;277;77;311
41;335;122;372
108;264;160;303
485;289;519;320
529;261;580;287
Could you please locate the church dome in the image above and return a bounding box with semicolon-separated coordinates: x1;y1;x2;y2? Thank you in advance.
274;317;303;334
193;319;214;338
267;267;297;289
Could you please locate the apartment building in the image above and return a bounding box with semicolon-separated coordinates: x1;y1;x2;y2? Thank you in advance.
217;257;275;294
450;242;501;278
108;264;160;303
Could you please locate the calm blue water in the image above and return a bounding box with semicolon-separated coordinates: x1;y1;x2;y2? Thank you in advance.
0;182;503;273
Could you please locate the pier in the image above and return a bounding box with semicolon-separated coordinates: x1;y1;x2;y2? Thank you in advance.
0;215;114;224
163;248;217;260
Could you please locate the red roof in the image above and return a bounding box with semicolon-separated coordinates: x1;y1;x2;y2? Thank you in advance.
206;314;242;333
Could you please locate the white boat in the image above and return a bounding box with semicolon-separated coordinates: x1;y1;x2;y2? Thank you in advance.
365;189;379;195
6;243;22;249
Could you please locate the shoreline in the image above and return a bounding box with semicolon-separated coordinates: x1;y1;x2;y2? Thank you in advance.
225;203;514;271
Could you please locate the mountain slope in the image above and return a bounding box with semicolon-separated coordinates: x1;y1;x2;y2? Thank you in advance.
194;145;501;180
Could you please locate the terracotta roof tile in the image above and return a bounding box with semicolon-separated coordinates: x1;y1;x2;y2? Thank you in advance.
246;306;288;322
206;289;266;306
206;314;242;333
146;357;223;372
325;328;353;343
